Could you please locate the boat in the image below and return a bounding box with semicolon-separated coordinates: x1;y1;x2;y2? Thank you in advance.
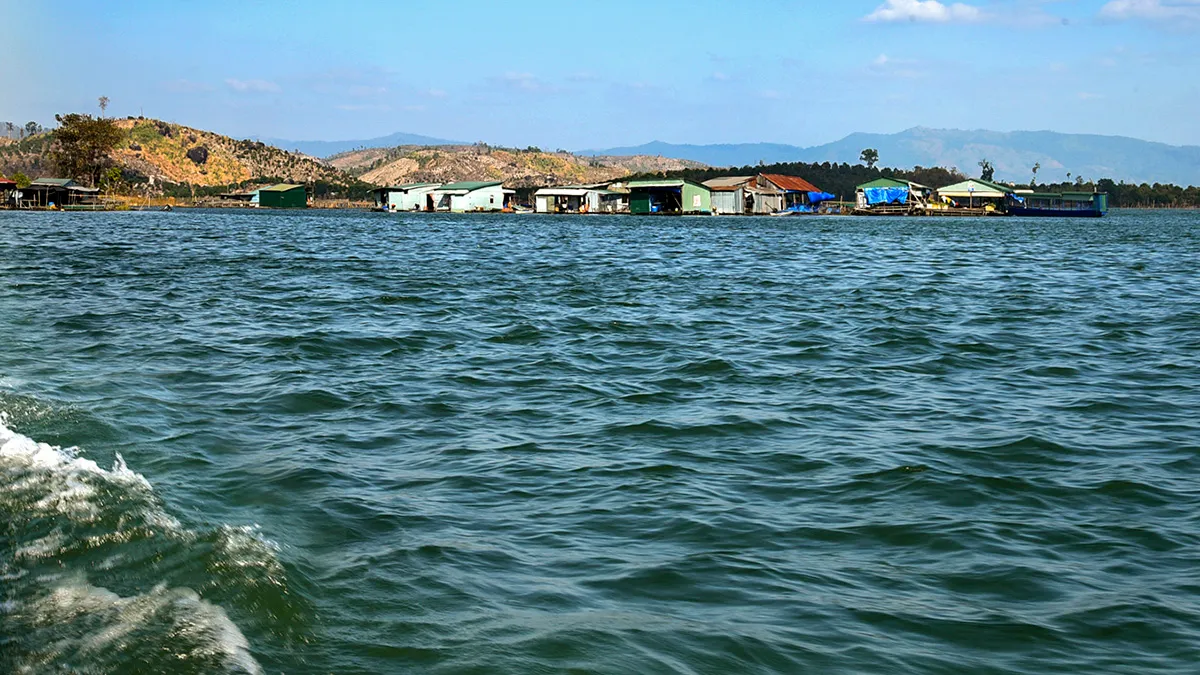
1007;191;1108;218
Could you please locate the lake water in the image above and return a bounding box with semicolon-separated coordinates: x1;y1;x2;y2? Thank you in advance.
2;209;1198;674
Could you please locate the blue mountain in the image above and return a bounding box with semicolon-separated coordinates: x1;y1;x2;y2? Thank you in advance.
582;128;1200;186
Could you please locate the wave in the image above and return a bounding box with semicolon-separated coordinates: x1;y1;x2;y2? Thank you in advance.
0;414;273;674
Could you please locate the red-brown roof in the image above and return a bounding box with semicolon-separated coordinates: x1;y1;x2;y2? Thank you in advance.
761;174;822;193
0;178;17;188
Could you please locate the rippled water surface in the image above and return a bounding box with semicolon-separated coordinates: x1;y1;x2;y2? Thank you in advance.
2;209;1199;674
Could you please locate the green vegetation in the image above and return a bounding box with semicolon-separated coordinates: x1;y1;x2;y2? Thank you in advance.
628;161;966;203
630;160;1200;208
978;159;995;182
859;148;879;169
12;171;30;188
49;113;124;186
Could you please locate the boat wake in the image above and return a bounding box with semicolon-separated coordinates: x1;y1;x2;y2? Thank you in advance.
1;412;275;674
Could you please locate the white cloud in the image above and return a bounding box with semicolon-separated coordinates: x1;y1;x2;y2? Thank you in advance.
1099;0;1200;21
225;78;281;94
865;0;987;23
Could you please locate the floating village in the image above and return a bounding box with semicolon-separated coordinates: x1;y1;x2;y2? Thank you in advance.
1;173;1108;218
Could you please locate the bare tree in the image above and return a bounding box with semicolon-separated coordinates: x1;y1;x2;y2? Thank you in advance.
1031;162;1040;187
98;96;110;116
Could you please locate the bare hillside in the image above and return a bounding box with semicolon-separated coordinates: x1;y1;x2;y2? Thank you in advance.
354;145;705;188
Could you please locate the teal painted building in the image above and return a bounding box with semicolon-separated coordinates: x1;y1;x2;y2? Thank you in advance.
627;179;711;215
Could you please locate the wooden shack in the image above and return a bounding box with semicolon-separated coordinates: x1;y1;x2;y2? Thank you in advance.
17;178;100;209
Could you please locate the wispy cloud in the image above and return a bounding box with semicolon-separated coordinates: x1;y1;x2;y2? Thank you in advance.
163;79;213;94
868;53;927;78
335;103;391;112
865;0;987;23
225;78;281;93
1099;0;1200;22
499;72;542;91
490;72;563;95
347;85;388;98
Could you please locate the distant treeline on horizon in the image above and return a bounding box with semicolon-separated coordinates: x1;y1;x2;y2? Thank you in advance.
628;162;1200;210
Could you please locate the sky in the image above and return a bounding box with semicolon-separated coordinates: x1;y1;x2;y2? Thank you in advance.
3;0;1199;149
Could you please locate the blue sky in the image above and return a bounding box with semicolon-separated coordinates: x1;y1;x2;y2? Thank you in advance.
4;0;1199;148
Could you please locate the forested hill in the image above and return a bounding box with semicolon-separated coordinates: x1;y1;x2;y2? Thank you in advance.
632;161;1200;208
632;162;967;203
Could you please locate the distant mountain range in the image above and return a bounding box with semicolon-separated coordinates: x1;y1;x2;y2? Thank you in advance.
261;131;462;158
259;126;1200;186
581;128;1200;187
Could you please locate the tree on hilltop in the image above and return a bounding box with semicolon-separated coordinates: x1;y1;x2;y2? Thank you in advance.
49;113;124;187
978;158;995;182
98;96;110;116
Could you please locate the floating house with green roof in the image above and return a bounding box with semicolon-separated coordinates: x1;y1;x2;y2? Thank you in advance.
257;183;308;208
627;179;711;215
431;181;509;212
370;183;441;212
931;176;1008;199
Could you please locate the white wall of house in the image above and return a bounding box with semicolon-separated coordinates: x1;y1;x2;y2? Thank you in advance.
449;185;505;212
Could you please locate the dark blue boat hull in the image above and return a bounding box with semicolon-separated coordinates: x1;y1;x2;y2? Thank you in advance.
1008;207;1105;218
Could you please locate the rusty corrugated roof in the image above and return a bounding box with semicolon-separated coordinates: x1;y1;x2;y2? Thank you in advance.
761;174;822;193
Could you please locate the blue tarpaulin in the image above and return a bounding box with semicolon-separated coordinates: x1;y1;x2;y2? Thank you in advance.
808;191;835;203
864;187;908;205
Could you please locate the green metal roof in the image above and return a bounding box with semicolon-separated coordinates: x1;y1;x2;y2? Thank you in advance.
260;183;305;192
438;181;501;191
31;177;77;187
936;179;1013;198
857;177;909;190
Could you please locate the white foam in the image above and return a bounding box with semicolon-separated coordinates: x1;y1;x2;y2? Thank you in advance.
31;578;263;675
0;419;162;523
1;416;270;674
